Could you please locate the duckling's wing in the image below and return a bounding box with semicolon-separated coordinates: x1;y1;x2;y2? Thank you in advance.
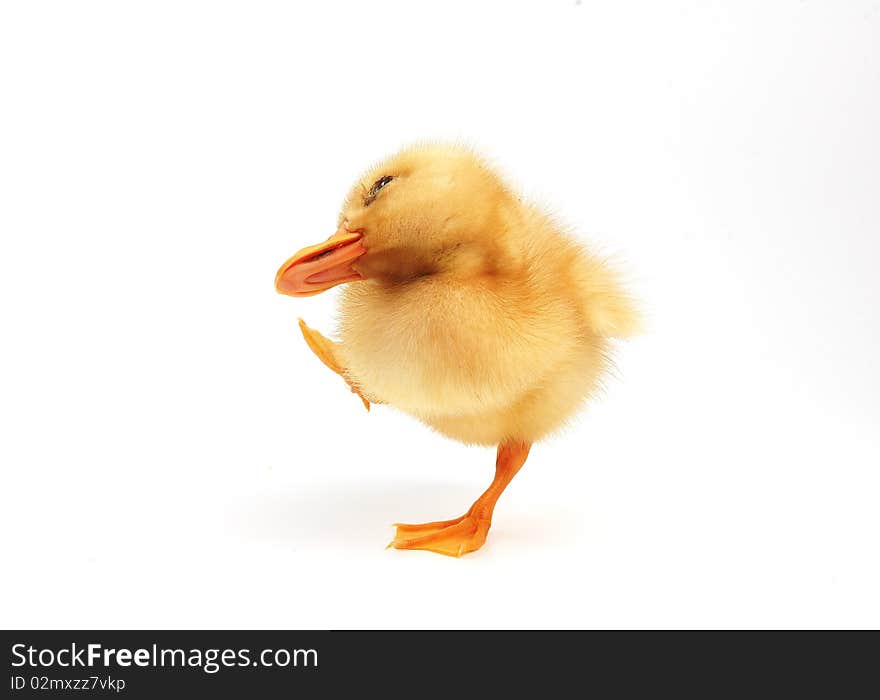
298;318;371;411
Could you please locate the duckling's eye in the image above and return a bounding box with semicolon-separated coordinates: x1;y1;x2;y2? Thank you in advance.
364;175;393;206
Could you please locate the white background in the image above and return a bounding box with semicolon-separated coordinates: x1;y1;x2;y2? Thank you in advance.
1;1;878;629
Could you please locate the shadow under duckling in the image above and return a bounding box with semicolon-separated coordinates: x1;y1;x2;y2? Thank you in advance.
275;143;638;557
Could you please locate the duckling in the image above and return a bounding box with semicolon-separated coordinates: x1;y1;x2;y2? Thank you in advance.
275;144;638;557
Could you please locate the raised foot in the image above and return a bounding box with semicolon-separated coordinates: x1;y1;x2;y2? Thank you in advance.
388;514;490;557
298;318;370;411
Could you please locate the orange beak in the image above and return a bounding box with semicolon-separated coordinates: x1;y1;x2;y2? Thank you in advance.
274;227;367;297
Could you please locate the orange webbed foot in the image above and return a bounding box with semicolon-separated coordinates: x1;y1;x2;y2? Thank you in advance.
387;441;532;558
298;318;370;411
388;514;490;557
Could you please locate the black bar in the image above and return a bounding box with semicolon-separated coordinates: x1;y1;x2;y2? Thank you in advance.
2;630;878;697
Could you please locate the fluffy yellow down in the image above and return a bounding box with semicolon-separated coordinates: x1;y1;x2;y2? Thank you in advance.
336;143;639;446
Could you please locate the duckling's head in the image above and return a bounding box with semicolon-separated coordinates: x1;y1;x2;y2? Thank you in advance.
275;144;515;296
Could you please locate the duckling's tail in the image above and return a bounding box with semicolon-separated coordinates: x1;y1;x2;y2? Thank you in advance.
576;258;641;339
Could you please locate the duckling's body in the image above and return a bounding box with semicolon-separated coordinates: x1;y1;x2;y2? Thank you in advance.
338;211;632;446
276;144;637;556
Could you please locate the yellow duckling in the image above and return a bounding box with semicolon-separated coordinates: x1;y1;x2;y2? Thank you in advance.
275;144;638;557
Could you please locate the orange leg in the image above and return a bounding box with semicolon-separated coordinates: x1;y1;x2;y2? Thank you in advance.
389;441;532;557
298;318;371;411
